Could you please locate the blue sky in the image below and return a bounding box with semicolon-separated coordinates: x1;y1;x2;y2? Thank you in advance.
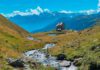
0;0;99;14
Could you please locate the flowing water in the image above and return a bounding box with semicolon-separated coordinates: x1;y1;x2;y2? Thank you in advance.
24;44;78;70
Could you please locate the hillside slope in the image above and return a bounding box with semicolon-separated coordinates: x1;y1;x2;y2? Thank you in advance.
0;14;29;37
0;15;45;70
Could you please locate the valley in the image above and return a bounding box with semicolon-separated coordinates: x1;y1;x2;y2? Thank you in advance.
0;14;100;70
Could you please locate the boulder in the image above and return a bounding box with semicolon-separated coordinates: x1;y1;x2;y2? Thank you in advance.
59;60;71;67
7;58;24;68
56;54;66;60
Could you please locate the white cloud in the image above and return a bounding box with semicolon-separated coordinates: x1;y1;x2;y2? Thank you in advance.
7;11;34;17
4;6;45;17
59;10;73;14
79;9;96;15
4;9;97;17
5;11;32;17
59;9;97;15
4;6;55;17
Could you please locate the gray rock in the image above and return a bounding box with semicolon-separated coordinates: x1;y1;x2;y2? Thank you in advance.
59;60;71;67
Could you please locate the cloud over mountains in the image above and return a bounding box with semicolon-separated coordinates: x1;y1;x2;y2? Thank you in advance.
2;0;100;17
3;6;45;17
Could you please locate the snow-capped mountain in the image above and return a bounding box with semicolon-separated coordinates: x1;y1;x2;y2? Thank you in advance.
6;6;100;33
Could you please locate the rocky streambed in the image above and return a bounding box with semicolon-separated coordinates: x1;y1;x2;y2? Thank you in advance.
7;44;78;70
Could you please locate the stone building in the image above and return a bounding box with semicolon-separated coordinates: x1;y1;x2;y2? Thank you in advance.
56;22;64;31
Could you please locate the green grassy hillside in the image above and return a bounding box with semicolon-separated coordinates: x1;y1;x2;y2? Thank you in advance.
0;15;45;70
0;15;29;37
32;22;100;70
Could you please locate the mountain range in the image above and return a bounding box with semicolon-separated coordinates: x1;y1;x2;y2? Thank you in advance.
8;10;100;33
